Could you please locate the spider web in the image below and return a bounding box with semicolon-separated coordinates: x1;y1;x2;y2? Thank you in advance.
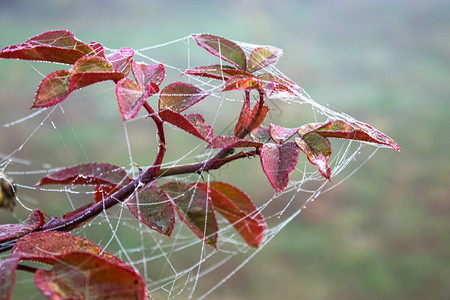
0;35;384;299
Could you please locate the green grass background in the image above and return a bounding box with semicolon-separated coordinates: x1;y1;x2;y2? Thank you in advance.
0;1;449;299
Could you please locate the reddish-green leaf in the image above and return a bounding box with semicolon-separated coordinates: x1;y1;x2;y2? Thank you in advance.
89;41;106;57
269;123;299;144
184;64;251;81
0;30;95;64
37;162;130;186
260;142;300;193
34;252;146;300
32;56;124;108
209;136;262;148
197;182;266;247
126;181;175;236
257;73;297;95
250;126;271;143
222;75;261;92
161;181;218;247
11;231;123;265
0;209;45;243
192;34;247;70
132;61;165;88
106;47;135;75
299;120;400;151
116;77;159;121
247;46;283;73
159;110;213;142
295;134;332;180
159;81;209;112
0;257;19;300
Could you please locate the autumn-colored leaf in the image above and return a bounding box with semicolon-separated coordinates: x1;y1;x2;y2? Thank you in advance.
159;110;213;142
269;123;299;144
209;136;262;148
37;162;130;186
11;231;123;265
184;64;251;81
257;73;298;96
161;181;218;247
32;56;124;108
0;209;45;243
126;181;175;236
295;134;332;180
89;41;106;57
0;30;95;64
249;126;271;143
159;81;209;112
116;77;159;121
298;120;400;151
197;182;266;247
132;60;165;88
222;75;261;92
234;97;252;136
192;34;247;70
247;46;283;73
260;142;300;193
34;252;146;300
0;257;19;300
106;47;135;75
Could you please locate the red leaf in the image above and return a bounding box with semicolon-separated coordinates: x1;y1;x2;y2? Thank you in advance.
34;252;146;300
222;75;261;92
260;142;300;193
249;126;271;143
299;120;400;151
116;77;159;121
184;64;251;81
37;162;130;186
161;181;218;247
159;81;209;112
132;60;165;88
234;97;252;136
32;56;124;108
126;181;175;236
192;34;247;70
106;47;135;75
0;30;95;64
295;134;332;180
197;182;266;247
159;110;213;142
247;46;283;73
12;231;123;265
0;257;19;300
0;209;45;243
269;123;299;144
209;136;262;148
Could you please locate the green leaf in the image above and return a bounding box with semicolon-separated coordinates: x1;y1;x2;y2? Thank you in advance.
295;134;332;180
192;34;247;70
247;46;283;72
161;181;218;248
126;181;175;236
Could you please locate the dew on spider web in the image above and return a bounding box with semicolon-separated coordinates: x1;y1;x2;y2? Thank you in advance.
0;34;385;299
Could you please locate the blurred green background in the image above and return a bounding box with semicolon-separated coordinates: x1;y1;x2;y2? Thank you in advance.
0;0;449;299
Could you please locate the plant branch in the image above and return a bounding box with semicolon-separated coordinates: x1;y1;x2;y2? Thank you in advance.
142;101;166;182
